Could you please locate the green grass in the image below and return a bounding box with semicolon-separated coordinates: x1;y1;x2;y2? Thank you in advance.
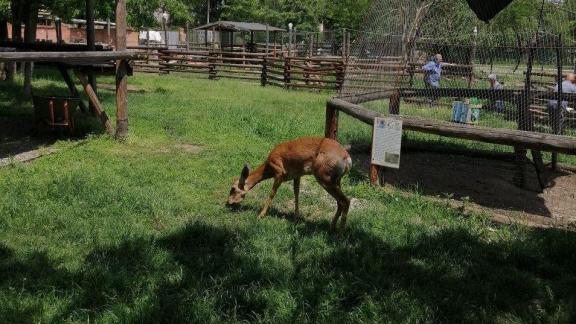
1;73;576;323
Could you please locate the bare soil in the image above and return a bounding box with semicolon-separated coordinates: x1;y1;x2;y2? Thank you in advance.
353;148;576;228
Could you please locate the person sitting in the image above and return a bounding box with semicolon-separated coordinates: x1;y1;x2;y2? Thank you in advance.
487;74;505;113
547;73;576;132
488;73;503;90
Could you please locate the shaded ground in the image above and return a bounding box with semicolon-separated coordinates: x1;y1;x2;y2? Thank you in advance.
353;147;576;227
0;116;56;160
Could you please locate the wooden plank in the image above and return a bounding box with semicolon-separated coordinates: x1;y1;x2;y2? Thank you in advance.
74;70;114;135
328;98;576;155
0;51;144;63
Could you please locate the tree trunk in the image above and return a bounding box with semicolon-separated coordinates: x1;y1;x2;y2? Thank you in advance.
23;1;39;97
0;19;6;81
0;19;7;41
8;0;23;82
11;0;22;42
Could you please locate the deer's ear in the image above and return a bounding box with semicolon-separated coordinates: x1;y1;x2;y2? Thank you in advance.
239;164;250;189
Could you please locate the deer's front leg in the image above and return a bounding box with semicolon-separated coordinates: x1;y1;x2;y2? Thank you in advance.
258;178;282;218
293;177;301;218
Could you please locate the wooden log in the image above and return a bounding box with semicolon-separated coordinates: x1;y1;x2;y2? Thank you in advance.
215;74;261;81
337;89;395;104
399;88;522;102
0;51;144;63
327;98;576;155
213;69;261;75
74;71;114;135
289;83;337;90
57;65;88;113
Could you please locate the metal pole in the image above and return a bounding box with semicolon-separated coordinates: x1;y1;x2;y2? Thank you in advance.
163;15;168;48
207;0;211;24
186;22;190;50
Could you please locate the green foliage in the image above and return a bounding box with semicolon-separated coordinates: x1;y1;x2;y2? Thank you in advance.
0;0;9;20
219;0;371;31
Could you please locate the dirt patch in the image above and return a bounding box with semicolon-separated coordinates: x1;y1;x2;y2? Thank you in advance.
176;144;203;154
352;149;576;228
0;147;58;167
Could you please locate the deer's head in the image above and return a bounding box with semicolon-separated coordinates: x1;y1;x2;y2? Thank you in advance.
227;164;250;207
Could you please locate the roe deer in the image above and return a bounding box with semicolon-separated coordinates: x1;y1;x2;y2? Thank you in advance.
227;137;352;230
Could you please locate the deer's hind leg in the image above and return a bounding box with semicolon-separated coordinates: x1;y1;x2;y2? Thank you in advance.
315;173;350;231
293;177;301;218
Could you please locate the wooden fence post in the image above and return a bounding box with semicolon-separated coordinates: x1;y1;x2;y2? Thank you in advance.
325;103;339;140
342;28;347;59
370;124;382;186
347;30;351;59
186;22;190;51
159;49;169;74
309;33;314;57
335;60;345;92
389;90;401;115
115;0;128;139
209;53;217;80
284;57;291;89
261;57;267;86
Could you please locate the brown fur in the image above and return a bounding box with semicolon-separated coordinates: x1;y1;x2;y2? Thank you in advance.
228;136;352;231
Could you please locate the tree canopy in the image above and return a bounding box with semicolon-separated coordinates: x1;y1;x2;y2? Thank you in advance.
2;0;576;38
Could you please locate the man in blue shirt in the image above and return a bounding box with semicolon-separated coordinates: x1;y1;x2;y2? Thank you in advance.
422;54;444;106
422;54;443;88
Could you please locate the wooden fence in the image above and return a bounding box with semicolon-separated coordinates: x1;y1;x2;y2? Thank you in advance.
130;47;476;94
131;47;347;91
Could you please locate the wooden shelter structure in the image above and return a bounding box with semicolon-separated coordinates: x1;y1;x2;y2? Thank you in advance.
0;0;143;139
194;21;284;53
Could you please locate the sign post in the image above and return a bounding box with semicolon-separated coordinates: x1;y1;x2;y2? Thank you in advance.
371;117;403;186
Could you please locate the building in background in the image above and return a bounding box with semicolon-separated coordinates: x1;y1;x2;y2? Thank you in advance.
6;10;138;48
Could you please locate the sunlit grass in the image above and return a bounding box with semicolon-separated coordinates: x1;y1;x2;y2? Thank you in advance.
0;72;575;323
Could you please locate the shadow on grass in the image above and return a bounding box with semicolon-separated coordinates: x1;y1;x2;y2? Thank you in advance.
0;80;109;159
1;221;575;322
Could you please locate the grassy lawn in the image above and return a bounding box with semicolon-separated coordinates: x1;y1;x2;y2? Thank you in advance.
1;73;576;323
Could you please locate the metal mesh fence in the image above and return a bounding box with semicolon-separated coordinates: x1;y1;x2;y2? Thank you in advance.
336;0;576;224
340;0;576;139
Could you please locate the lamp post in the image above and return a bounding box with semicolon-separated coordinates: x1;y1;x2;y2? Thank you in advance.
162;11;169;48
288;22;293;57
207;0;211;24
